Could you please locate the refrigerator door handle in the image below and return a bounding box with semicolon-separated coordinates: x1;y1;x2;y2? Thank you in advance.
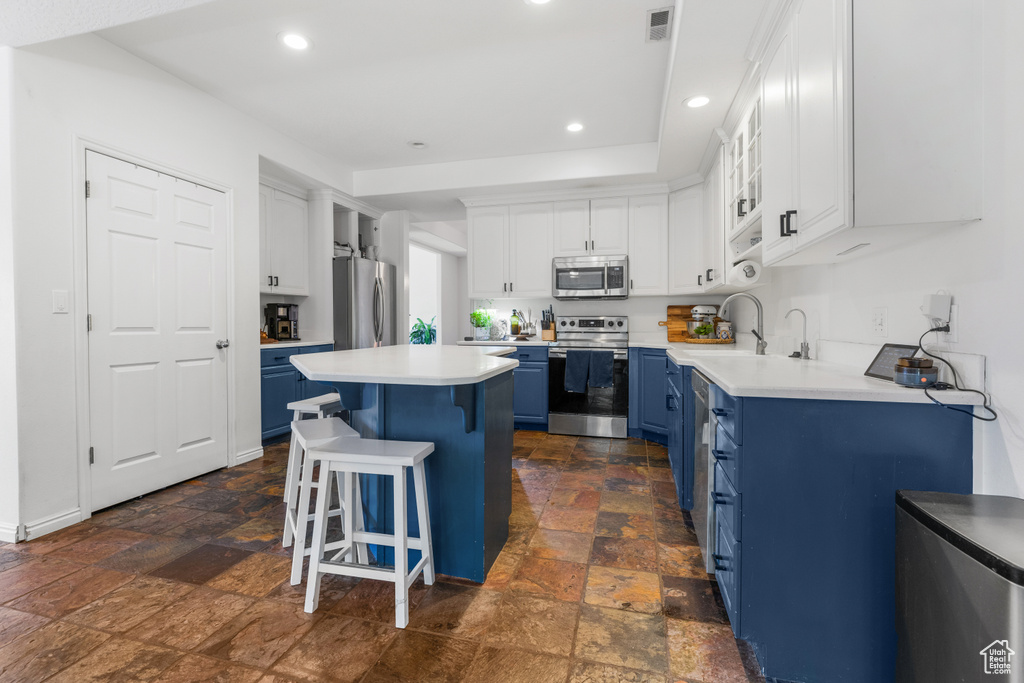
372;277;381;343
377;276;386;343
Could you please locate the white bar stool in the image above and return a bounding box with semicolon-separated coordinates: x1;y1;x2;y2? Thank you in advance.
285;417;362;585
282;393;343;531
304;438;436;628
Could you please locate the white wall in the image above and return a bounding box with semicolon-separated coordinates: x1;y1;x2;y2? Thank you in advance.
725;0;1024;497
9;35;356;532
440;254;466;345
379;211;410;343
0;47;20;541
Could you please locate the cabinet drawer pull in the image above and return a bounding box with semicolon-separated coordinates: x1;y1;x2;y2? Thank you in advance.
737;198;747;218
780;213;787;237
712;553;730;571
712;408;728;417
712;449;729;460
785;210;798;234
712;492;731;505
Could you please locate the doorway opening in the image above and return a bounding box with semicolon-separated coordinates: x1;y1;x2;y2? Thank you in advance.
408;243;441;344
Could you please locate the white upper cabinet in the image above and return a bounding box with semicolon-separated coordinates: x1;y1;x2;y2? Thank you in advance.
589;198;630;255
260;183;309;296
467;206;509;299
508;203;554;298
552;198;630;258
627;194;669;296
668;186;704;295
760;0;981;266
702;150;727;291
552;200;591;257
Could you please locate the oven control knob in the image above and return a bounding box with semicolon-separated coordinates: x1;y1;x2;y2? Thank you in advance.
560;320;567;327
569;321;576;327
617;321;623;327
607;321;614;327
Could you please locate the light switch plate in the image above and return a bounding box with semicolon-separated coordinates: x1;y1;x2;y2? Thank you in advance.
52;289;69;314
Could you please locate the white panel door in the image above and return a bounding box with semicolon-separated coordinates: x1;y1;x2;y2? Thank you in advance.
668;187;704;295
551;200;591;257
466;206;509;298
258;184;273;294
589;197;630;255
509;203;553;298
627;194;669;296
268;189;309;296
86;151;229;511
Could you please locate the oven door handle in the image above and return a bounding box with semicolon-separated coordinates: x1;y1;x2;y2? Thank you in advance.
549;349;628;360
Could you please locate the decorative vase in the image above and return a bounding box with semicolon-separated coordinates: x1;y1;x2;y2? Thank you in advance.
474;327;489;341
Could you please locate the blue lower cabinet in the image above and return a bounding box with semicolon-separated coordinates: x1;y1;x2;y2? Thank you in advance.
717;391;974;683
511;347;548;430
628;348;668;445
260;365;299;440
260;343;335;440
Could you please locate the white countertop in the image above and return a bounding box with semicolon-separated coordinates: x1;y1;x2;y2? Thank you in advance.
291;344;518;386
458;339;550;347
261;339;334;349
666;346;985;405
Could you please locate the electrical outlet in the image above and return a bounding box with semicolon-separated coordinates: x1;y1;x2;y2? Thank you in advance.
940;304;959;344
871;307;888;337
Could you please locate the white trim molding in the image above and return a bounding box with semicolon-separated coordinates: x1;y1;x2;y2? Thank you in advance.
0;523;18;544
234;446;265;466
460;182;671;208
25;508;82;541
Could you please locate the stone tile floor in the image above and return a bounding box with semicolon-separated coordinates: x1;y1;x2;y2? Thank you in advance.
0;431;766;682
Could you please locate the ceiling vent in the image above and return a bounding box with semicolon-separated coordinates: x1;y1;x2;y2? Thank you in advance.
646;7;673;42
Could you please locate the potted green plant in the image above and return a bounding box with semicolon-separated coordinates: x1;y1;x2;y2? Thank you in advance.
470;307;491;341
694;323;715;339
409;316;436;345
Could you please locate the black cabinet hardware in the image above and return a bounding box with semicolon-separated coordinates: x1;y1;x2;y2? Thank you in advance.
268;276;273;286
712;448;729;460
780;213;787;237
785;210;798;234
503;282;507;292
738;198;747;218
706;268;713;283
698;274;702;286
274;276;279;286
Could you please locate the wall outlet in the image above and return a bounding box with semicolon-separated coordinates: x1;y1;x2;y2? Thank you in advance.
940;304;959;344
871;307;888;337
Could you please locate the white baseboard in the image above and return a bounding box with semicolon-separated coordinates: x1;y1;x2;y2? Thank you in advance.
0;522;18;543
233;446;264;466
24;508;82;541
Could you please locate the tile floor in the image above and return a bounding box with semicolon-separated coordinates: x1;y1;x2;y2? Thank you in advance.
0;431;765;682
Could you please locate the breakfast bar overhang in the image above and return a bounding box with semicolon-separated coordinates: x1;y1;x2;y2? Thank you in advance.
291;345;518;583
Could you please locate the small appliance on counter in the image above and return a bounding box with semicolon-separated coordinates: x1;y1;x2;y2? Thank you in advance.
264;303;299;341
894;357;939;388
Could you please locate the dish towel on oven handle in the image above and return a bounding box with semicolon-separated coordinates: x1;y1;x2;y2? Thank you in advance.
564;349;591;393
588;350;614;388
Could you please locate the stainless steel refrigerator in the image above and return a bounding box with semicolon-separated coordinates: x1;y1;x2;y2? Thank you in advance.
333;256;397;350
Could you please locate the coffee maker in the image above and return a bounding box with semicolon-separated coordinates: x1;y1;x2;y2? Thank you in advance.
264;303;300;341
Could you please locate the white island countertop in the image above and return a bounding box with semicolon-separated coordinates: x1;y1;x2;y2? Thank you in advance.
291;344;518;386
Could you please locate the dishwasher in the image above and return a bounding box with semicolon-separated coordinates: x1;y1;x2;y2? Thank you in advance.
691;369;716;574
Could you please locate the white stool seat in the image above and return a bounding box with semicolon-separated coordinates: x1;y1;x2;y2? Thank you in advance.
286;392;342;415
304;437;436;628
284;417;362;586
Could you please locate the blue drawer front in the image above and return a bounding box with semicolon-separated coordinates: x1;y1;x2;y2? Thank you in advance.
711;385;742;444
261;346;301;368
667;359;683;393
513;360;548;425
713;427;740;490
511;346;549;362
715;519;741;631
300;343;335;354
714;460;741;541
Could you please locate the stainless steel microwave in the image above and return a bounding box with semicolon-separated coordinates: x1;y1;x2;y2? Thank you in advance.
551;255;628;300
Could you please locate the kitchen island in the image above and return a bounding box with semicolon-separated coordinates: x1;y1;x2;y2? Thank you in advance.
291;345;518;582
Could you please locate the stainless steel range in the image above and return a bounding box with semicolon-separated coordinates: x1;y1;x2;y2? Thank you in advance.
548;315;629;438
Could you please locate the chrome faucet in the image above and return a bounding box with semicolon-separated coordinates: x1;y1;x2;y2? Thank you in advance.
719;292;767;355
786;308;810;359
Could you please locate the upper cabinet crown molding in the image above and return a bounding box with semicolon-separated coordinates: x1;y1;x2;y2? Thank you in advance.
460;182;670;209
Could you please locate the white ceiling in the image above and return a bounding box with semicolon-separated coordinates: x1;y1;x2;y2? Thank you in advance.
24;0;770;221
0;0;217;47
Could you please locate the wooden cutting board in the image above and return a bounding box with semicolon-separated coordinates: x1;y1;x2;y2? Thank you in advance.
659;305;695;342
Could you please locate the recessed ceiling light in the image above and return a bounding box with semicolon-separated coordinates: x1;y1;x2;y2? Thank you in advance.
279;33;310;50
686;96;710;108
566;122;584;133
408;141;427;149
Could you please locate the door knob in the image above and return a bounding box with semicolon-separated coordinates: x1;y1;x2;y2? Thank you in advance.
216;339;230;349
